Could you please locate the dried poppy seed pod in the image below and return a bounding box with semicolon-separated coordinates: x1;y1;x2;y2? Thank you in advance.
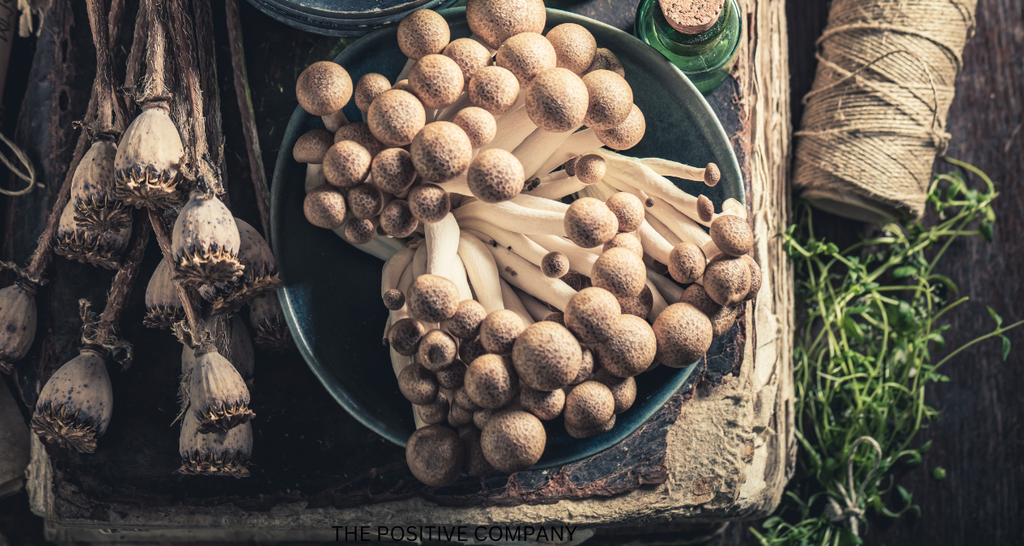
114;103;186;209
144;260;184;329
177;408;252;478
249;292;295;352
54;200;131;270
188;345;254;432
72;138;131;231
199;218;282;315
30;348;113;453
182;314;255;384
0;282;37;374
172;191;243;289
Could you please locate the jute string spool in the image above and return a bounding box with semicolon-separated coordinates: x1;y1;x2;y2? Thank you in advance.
793;0;978;223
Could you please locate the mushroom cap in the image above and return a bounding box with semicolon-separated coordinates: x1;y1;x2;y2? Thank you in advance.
466;148;525;203
323;140;371;188
303;185;347;229
418;329;458;371
388;317;425;356
564;286;621;343
442;299;487;339
343;218;375;244
581;70;634;130
592;369;637;414
710;214;753;257
603;232;644;257
564;380;615;429
417;391;450;425
436;359;467;390
383;288;406;310
397;9;450;60
444;38;493;84
668;242;707;284
564;197;618;249
449;401;474;426
354;73;392;112
520;384;566;420
697;194;714;223
703;254;751;306
525;68;589;133
454;387;482;412
473;408;495;431
584;48;626;78
592;247;647;299
479;309;525;355
296;61;352;116
512;321;582;391
333;121;386;158
565;413;616;439
467;66;521;115
569;346;595;385
461;429;494;477
653;303;713;367
563;156;579;177
367;89;427;147
406;424;463;486
398;362;439;404
371;148;418;194
347;183;384;218
496;32;558;85
480;410;546;472
407;183;451;223
459;336;488;365
544;311;565;326
379;199;419;237
679;284;737;337
573;154;607;184
595;104;646;150
561;270;591;292
593;314;657;377
465;354;518;409
293;129;334;163
545;23;597;75
541;251;570;278
408;274;460;323
466;0;546;49
392;79;411;92
618;284;654;320
704;163;722;187
409;54;465;109
741;254;761;301
451;107;497;149
410;121;473;183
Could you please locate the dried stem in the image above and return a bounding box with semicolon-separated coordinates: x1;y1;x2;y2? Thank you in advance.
226;0;271;236
147;208;208;341
86;0;116;133
123;0;148;113
143;0;168;101
97;211;149;337
193;0;223;169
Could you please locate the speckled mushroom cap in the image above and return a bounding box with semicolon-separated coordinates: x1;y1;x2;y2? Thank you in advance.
581;70;633;130
467;66;520;115
451;107;497;149
653;302;713;367
465;354;518;409
479;309;525;355
703;254;751;306
564;286;621;344
347;183;384;219
541;251;570;278
436;360;467;390
410;121;473;183
354;73;392;112
398;362;439;404
564;380;614;430
573;154;606;184
459;337;488;368
407;183;451;223
703;163;722;187
569;346;595;385
545;23;597;75
371;148;417;194
444;38;493;84
296;61;352;116
418;329;458;371
592;368;637;414
603;232;644;257
323;140;371;188
584;48;626;78
565;413;615;439
333;121;386;158
303;185;347;229
462;429;494;477
592;247;646;299
417;391;449;425
406;424;463;487
466;148;525;203
668;242;707;284
741;254;762;301
408;274;460;323
442;299;487;339
379;199;419;237
367;90;427;147
697;194;715;223
382;288;405;310
595;104;646;150
397;9;450;60
454;387;482;412
466;0;546;49
710;214;754;257
618;284;654;320
480;410;546;472
593;314;657;378
449;401;474;427
604;192;644;233
520;384;565;421
564;197;618;248
496;32;558;85
512;321;582;391
388;317;425;356
679;283;738;337
525;68;589;133
409;54;465;110
292;129;334;163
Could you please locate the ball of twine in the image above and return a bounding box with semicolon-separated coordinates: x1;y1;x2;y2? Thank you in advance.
793;0;977;222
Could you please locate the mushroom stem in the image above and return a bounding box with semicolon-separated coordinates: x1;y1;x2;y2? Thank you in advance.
637;220;675;265
513;125;583;179
525;173;586;200
509;193;570;214
452;256;475;301
601;178;711;248
645;214;682;246
304;164;325;193
322;109;349;132
647;265;684;303
534;131;602;179
499;279;535;327
425;213;461;281
476;234;576;311
453;200;567;237
381;245;416;301
525;233;598;277
645;277;670;321
638;156;721;187
595;150;707;226
478;103;536;153
512;285;552;322
457;233;504;313
458;219;550;269
435;92;472;122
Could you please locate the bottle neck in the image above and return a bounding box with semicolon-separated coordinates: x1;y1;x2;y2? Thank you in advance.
652;0;731;57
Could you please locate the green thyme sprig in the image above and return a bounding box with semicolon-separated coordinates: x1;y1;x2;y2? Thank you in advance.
752;159;1023;546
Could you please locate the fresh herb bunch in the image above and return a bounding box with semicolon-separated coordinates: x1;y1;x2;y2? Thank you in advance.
753;159;1023;546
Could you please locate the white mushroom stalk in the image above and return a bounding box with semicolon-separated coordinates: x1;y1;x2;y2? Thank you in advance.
457;232;504;313
453;199;567;236
458;218;550;268
513;286;553;322
425;213;461;280
476;233;576;310
499;279;535;327
526;233;598;276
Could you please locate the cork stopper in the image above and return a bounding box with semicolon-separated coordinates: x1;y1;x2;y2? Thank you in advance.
659;0;724;34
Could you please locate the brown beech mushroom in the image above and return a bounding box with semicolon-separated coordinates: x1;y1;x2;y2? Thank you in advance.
459;336;488;365
544;311;565;326
451;107;497;149
465;354;518;409
462;430;494;477
444;38;493;84
418;329;458;371
333;121;386;157
371;148;418;195
417;391;450;425
653;303;713;367
408;274;460;323
584;48;626;77
466;149;525;202
741;254;762;301
566;414;616;439
466;0;546;49
392;79;411;92
541;251;570;278
296;61;352;116
591;247;647;299
473;408;495;431
409;54;465;109
343;218;375;245
347;183;384;218
564;286;621;343
480;410;546;471
389;317;426;356
520;384;565;420
411;121;473;182
603;232;644;258
468;66;521;116
479;309;525;355
323;140;371;188
703;254;751;306
303;185;347;229
354;73;392;112
406;424;463;487
679;284;738;337
367;90;427;147
454;388;482;413
564;197;618;248
592;369;637;414
449;401;474;426
293;129;334;163
442;299;487;339
574;154;607;185
710;214;753;257
545;23;597;75
436;360;467;390
581;70;633;130
668;242;707;284
496;32;558;85
398;362;439;405
408;183;452;223
379;199;419;237
569;346;595;385
397;9;450;60
383;288;406;311
593;314;657;377
525;68;589;133
564;380;615;430
512;321;582;391
617;284;653;319
697;194;715;223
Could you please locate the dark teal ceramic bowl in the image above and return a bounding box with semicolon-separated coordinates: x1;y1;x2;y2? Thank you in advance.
248;0;460;36
270;8;743;469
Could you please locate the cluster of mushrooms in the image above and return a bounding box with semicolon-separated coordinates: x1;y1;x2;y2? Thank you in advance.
295;0;759;486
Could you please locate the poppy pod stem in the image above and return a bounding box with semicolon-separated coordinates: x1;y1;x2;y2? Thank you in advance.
86;0;116;135
148;208;210;343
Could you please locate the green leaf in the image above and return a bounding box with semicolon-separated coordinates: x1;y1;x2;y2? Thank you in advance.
893;266;917;279
980;220;994;242
898;485;913;504
933;467;947;480
920;440;933;452
1002;336;1011;361
763;516;783;529
987;306;1004;327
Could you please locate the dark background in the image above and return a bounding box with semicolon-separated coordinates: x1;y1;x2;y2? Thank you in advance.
1;0;1021;544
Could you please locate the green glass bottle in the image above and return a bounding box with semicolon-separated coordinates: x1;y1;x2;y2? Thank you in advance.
634;0;742;94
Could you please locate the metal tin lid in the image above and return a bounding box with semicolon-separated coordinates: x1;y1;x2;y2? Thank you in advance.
247;0;460;37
